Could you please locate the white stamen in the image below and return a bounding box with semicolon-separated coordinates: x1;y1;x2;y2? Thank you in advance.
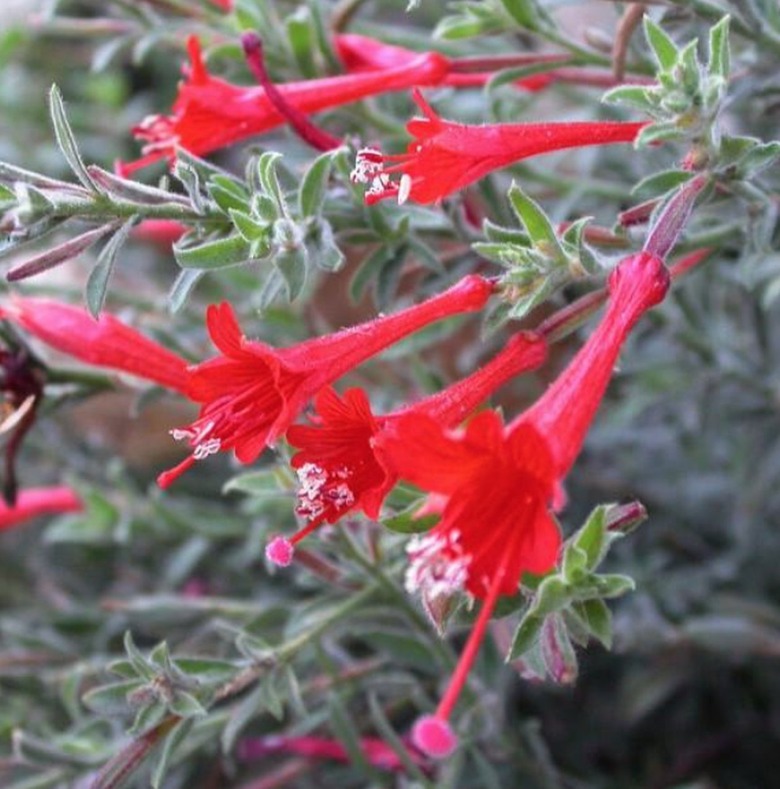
193;437;221;459
350;147;384;184
397;174;412;205
405;530;470;603
295;463;355;520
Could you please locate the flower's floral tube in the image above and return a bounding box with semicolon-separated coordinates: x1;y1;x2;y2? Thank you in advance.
0;486;82;531
0;297;190;395
238;734;427;773
266;331;548;567
159;275;494;489
350;89;645;205
380;252;670;758
335;33;651;91
119;36;449;174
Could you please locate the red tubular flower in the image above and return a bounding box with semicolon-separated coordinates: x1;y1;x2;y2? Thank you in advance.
0;486;82;531
0;297;190;395
159;276;494;489
350;89;645;205
266;331;547;567
119;36;449;174
379;252;670;757
335;33;644;91
238;734;427;773
132;219;187;246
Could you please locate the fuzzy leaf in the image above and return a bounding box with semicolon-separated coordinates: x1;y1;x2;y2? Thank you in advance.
48;85;101;193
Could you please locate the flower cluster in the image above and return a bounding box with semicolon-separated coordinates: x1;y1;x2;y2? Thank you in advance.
1;17;718;772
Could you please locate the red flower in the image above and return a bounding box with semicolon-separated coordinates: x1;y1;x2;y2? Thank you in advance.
132;219;187;246
159;276;494;488
267;331;547;566
238;734;427;773
380;251;670;757
119;37;449;174
0;297;190;395
0;486;82;531
335;33;640;91
350;89;645;205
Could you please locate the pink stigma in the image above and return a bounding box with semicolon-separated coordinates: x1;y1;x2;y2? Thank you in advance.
265;536;294;567
411;715;457;759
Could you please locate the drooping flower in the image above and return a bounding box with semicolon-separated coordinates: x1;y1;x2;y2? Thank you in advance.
238;734;427;773
380;251;670;757
0;297;190;395
159;276;494;488
0;486;82;531
119;36;449;174
350;89;645;205
266;331;548;566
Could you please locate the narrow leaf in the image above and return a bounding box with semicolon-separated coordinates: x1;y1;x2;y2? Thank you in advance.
7;223;116;281
643;16;679;71
86;218;136;317
48;85;101;193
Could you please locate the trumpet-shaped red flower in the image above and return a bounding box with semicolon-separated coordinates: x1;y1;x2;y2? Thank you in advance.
0;486;82;531
238;733;427;773
266;331;548;566
350;89;645;205
380;251;670;757
119;36;449;174
0;297;190;395
159;276;494;488
335;33;644;91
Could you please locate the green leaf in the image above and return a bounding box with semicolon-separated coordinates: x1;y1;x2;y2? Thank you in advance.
48;84;101;193
708;15;731;79
274;245;308;301
298;149;339;218
221;681;266;753
306;220;345;272
635;121;685;148
82;680;143;715
174;234;250;269
572;506;608;570
223;470;287;497
151;719;193;789
643;16;679;71
507;183;565;261
44;489;119;544
123;631;157;682
632;169;693;200
561;543;588;585
577;598;613;648
498;0;551;31
434;15;499;40
383;507;439;535
286;7;316;77
507;613;544;660
168;692;207;719
229;209;269;243
85;218;135;318
737;142;780;177
530;575;569;617
168;269;203;313
256;151;287;213
601;85;660;114
258;670;286;720
209;183;249;215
